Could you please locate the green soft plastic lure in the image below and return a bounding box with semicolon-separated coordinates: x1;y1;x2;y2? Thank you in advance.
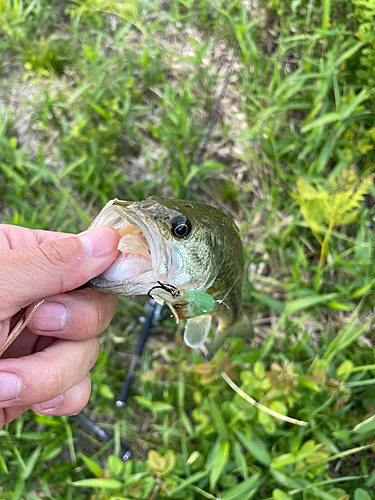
176;291;215;318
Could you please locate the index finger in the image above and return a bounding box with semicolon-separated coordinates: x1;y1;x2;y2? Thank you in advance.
26;289;118;340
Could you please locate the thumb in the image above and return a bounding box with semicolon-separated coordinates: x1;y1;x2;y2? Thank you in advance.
0;227;120;317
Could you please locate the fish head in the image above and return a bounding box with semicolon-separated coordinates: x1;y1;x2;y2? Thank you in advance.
88;197;222;297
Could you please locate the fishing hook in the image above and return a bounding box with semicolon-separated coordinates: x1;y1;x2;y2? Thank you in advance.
147;281;181;299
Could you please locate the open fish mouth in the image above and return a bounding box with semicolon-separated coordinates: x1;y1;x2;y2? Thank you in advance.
88;199;169;295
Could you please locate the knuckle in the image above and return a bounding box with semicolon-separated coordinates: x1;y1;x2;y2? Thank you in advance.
107;297;118;324
94;303;103;336
81;293;113;339
37;241;67;269
77;303;102;340
32;242;70;291
96;295;117;334
87;338;99;368
0;254;24;311
43;360;64;397
54;378;91;416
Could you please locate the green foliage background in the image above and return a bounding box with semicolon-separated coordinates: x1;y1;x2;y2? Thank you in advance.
1;0;375;499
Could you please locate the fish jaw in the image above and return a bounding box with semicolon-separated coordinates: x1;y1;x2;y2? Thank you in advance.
88;198;216;296
88;199;170;295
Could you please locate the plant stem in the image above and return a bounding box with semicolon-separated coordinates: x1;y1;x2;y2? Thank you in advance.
319;219;334;270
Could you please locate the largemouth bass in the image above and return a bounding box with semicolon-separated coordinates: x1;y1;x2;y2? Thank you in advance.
88;197;252;356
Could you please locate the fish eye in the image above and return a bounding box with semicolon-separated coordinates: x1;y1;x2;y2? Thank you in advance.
171;216;192;238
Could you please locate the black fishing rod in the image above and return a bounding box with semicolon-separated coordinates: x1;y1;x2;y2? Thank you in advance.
116;301;163;407
75;411;131;460
76;49;237;460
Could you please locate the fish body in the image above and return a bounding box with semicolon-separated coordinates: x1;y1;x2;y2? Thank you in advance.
89;197;252;356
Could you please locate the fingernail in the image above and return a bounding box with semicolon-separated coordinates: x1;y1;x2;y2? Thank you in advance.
34;394;64;413
78;227;118;258
32;302;68;332
0;372;21;402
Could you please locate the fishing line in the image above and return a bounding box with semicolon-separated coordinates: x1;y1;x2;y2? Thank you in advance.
186;49;237;201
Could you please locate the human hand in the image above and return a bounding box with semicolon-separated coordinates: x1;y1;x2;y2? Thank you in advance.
0;224;121;428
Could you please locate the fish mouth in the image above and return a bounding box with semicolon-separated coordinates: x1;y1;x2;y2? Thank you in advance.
88;200;169;295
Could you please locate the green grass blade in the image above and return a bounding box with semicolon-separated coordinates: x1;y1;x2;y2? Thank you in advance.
235;432;272;467
284;294;338;316
209;441;230;491
221;473;263;500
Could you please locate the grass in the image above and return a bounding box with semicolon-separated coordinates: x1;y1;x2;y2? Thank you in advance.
1;0;375;498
